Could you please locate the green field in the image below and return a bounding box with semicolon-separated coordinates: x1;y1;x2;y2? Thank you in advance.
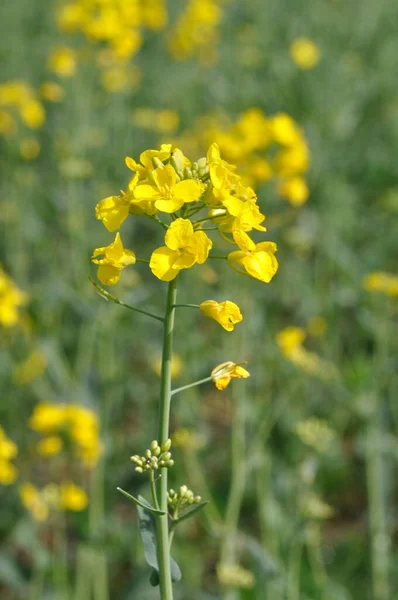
0;1;397;599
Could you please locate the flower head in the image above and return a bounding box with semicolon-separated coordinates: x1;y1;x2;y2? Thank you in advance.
200;300;242;331
150;218;212;281
92;232;136;285
290;38;321;70
228;231;278;283
95;194;130;232
125;144;172;178
211;361;250;390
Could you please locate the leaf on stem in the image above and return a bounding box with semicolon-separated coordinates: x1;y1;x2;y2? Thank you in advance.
137;501;182;586
171;501;209;527
116;488;166;516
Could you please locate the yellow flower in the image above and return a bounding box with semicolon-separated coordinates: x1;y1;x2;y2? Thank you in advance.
20;483;49;521
290;38;321;70
152;353;183;379
0;427;18;461
0;459;18;485
92;232;136;286
211;361;250;391
37;436;63;457
125;144;172;178
150;218;212;281
363;272;398;297
278;177;309;207
200;300;243;331
270;113;303;147
48;47;77;78
217;563;255;589
133;165;204;213
207;142;238;189
20;100;45;129
39;82;64;102
276;326;306;357
60;482;88;511
217;195;266;233
0;110;16;136
95;194;130;232
29;403;68;433
228;231;278;283
0;267;28;328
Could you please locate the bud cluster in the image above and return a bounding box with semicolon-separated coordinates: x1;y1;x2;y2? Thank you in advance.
131;439;174;474
167;485;201;511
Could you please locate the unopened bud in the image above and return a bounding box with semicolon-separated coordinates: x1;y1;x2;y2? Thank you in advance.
179;485;188;497
194;496;201;503
135;467;143;473
145;449;152;458
161;439;171;452
165;460;174;468
161;452;172;462
184;167;193;179
150;440;159;452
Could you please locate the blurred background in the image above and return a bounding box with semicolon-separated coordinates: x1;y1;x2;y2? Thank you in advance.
0;0;397;598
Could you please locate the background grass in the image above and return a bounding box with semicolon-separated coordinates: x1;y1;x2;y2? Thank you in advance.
0;0;397;598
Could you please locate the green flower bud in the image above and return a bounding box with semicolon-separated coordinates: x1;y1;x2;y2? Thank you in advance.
145;449;152;459
179;485;188;497
150;440;159;452
184;167;193;179
135;467;143;473
161;439;172;452
161;452;172;462
165;460;174;468
194;496;201;503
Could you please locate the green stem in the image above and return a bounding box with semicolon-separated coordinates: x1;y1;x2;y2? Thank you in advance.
208;255;228;260
156;278;178;600
172;303;200;309
150;471;160;511
171;376;213;397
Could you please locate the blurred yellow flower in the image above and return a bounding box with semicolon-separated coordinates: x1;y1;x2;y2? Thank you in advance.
0;110;16;136
363;272;398;296
20;483;49;521
278;176;309;207
172;428;204;450
13;349;47;385
296;418;335;453
290;38;321;70
228;231;278;283
92;232;136;286
0;266;29;328
276;326;306;357
20;100;45;129
37;436;63;457
48;47;77;78
0;427;18;485
153;353;183;379
19;138;41;161
211;361;250;391
150;218;212;281
29;403;68;432
300;492;334;520
200;300;243;331
60;482;88;511
39;82;64;102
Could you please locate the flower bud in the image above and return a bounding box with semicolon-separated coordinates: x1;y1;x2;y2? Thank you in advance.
150;440;159;452
145;449;152;458
135;467;143;473
194;496;201;503
184;167;193;179
179;485;188;497
165;460;174;468
161;452;172;462
161;439;172;452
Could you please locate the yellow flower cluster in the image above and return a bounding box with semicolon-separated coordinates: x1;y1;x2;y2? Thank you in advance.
174;108;310;206
0;266;28;328
363;271;398;297
55;0;167;90
217;563;255;589
276;326;337;380
29;403;102;467
20;481;88;521
131;108;180;135
0;80;46;134
93;142;279;286
0;427;18;485
168;0;224;65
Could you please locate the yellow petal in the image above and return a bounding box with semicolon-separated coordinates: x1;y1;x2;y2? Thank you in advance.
165;218;194;250
97;265;121;286
149;247;180;281
95;195;130;232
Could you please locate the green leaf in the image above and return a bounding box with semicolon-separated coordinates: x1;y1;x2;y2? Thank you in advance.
117;488;166;516
137;498;182;586
171;501;209;527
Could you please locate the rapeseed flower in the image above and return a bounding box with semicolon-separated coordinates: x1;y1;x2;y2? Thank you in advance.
211;361;250;390
228;231;278;283
0;266;28;328
92;232;136;285
0;427;18;485
363;272;398;296
200;300;243;331
290;38;321;70
150;218;212;281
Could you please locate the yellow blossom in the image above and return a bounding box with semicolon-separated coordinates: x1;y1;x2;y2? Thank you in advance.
95;194;130;232
0;110;16;136
207;142;238;190
276;326;306;358
211;361;250;391
172;428;204;450
200;300;243;331
0;459;18;485
133;165;204;213
20;100;45;129
278;177;309;206
228;231;278;283
20;483;49;521
363;272;398;296
153;353;183;379
0;266;28;328
290;38;321;70
37;436;63;457
150;218;212;281
92;232;136;286
48;47;77;78
125;144;172;178
0;427;18;485
29;403;68;433
39;82;64;102
60;482;88;511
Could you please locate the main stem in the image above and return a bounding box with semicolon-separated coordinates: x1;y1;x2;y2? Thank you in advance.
156;278;178;600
